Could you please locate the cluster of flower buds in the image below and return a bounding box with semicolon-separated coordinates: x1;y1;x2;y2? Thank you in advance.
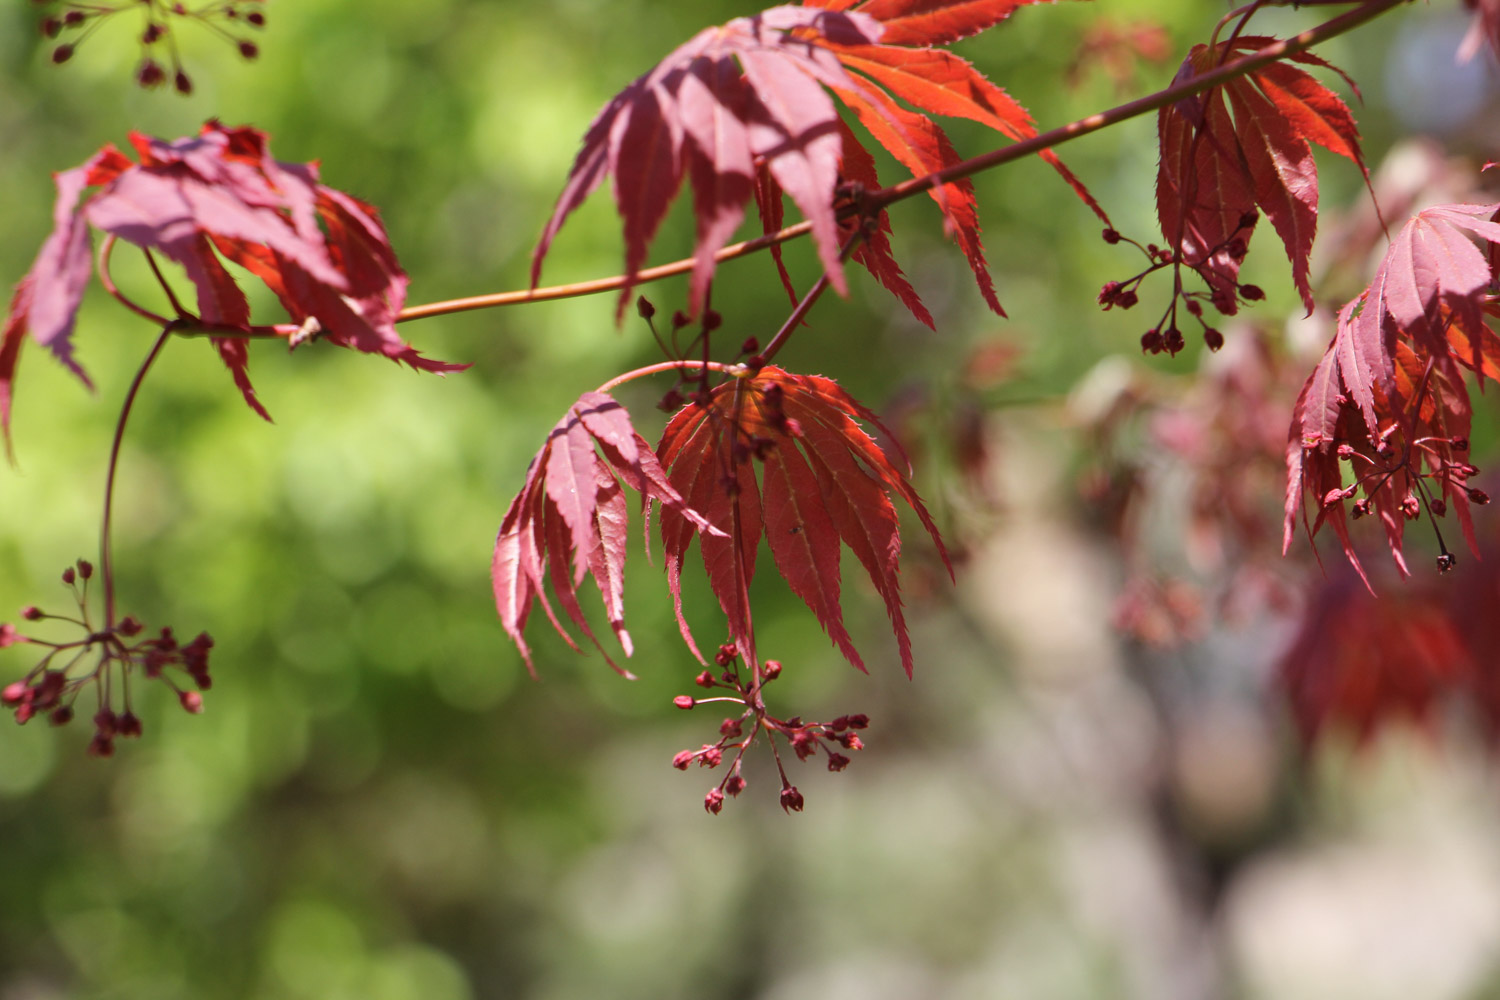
35;0;266;94
1100;212;1261;356
1326;420;1487;572
0;559;212;756
634;295;726;412
670;641;869;814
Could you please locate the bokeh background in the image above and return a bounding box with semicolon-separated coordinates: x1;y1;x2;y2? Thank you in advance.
1;1;1499;997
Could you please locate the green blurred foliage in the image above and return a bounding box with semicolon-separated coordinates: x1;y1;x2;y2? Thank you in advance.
0;1;1434;998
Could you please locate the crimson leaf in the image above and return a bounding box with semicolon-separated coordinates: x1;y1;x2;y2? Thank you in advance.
0;122;463;448
655;365;951;677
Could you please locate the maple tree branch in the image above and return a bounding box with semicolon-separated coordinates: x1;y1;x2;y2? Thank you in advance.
385;0;1403;330
395;223;813;324
866;0;1411;212
101;325;173;629
759;230;865;366
595;360;742;395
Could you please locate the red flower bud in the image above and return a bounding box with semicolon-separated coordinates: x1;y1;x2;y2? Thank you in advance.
673;695;695;710
704;788;725;815
779;786;804;813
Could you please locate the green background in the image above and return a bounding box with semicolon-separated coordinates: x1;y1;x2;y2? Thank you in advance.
1;2;1494;998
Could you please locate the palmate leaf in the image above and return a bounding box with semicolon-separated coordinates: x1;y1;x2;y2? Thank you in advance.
491;391;722;676
534;0;1105;326
1278;572;1470;745
1157;37;1366;315
530;6;890;318
1284;202;1500;581
655;366;952;677
0;122;463;447
805;0;1109;320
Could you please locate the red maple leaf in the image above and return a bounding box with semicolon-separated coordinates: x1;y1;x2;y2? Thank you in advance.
531;6;893;319
1284;202;1500;580
1157;37;1366;316
654;365;952;677
491;391;722;676
1278;570;1470;746
802;0;1110;321
534;1;1106;325
0;121;463;446
1461;0;1500;63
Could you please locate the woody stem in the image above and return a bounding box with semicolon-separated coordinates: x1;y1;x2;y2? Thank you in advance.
759;230;865;366
389;0;1404;326
595;360;741;395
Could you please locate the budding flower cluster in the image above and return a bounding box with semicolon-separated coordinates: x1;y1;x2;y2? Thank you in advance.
35;0;266;94
669;641;870;814
0;560;213;756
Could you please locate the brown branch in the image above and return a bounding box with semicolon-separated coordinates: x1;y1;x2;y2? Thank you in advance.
396;221;812;324
868;0;1410;211
228;0;1411;333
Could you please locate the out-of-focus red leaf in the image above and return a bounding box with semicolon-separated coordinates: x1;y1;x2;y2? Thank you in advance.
1279;572;1470;745
1460;0;1500;63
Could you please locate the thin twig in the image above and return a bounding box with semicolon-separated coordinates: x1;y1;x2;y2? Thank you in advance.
396;222;813;323
101;326;173;628
98;236;172;327
867;0;1408;210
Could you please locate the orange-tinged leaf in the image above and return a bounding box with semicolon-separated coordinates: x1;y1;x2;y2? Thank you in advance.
851;0;1049;47
835;121;934;328
834;81;1004;315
